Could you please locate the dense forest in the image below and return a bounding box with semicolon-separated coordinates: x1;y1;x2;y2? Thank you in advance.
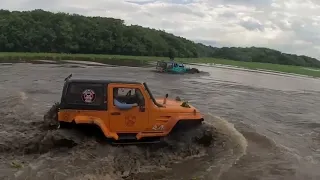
1;9;320;68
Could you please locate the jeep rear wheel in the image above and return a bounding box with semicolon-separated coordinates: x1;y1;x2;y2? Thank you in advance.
187;68;200;74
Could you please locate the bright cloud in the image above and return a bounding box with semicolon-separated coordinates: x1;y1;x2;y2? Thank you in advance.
2;0;320;59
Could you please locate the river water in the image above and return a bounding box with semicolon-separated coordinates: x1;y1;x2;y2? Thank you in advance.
0;62;319;180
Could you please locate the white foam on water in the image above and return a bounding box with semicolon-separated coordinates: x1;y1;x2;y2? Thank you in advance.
19;91;28;101
204;113;248;179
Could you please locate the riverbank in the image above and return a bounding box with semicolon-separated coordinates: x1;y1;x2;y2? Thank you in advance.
1;52;320;77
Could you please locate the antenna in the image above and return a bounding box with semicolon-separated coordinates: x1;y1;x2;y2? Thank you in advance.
64;74;72;81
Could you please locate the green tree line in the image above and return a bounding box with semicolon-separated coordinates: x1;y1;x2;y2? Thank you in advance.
0;9;320;68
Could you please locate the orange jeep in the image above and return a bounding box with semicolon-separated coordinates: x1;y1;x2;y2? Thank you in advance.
56;74;204;143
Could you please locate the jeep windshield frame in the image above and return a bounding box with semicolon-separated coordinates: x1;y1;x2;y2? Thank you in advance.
143;82;164;107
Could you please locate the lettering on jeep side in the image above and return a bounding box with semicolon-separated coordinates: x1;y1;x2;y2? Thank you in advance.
152;124;164;131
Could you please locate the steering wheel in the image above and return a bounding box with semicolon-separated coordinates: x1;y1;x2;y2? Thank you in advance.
126;90;131;97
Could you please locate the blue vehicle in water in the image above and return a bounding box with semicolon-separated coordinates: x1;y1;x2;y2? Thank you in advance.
156;60;200;74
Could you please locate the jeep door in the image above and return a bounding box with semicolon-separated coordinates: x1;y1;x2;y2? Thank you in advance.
108;84;149;132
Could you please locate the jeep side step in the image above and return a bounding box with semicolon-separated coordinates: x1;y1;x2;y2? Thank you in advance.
111;139;161;145
117;133;138;141
111;133;162;145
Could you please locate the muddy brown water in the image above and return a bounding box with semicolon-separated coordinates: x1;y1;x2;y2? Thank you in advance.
0;62;320;180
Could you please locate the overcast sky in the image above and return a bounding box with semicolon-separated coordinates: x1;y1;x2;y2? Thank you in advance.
2;0;320;59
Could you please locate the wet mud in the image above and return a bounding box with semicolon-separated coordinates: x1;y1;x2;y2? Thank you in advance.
0;62;320;180
150;69;210;76
0;93;246;180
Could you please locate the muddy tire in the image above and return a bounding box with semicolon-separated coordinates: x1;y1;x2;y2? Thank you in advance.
188;68;200;74
163;120;216;147
43;102;60;129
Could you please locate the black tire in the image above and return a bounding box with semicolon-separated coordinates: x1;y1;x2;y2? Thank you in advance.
188;68;200;74
163;120;214;147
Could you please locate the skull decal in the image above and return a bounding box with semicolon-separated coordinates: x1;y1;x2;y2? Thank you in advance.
82;89;96;103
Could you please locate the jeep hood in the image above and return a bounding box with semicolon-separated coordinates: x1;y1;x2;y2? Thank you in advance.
155;98;200;113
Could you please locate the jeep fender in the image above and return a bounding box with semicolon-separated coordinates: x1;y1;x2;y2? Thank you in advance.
168;116;204;134
73;115;116;139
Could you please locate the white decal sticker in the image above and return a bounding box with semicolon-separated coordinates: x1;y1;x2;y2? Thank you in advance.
82;89;96;103
152;125;164;131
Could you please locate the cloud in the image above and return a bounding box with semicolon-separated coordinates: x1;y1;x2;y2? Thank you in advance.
2;0;320;59
239;17;265;31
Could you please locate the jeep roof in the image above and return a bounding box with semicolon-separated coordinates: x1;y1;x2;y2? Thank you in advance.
62;77;164;108
65;79;142;85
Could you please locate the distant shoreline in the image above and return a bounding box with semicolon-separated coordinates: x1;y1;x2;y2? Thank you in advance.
188;63;319;79
1;52;320;78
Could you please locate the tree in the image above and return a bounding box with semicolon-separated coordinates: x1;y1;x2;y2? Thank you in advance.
0;9;319;68
168;49;176;60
